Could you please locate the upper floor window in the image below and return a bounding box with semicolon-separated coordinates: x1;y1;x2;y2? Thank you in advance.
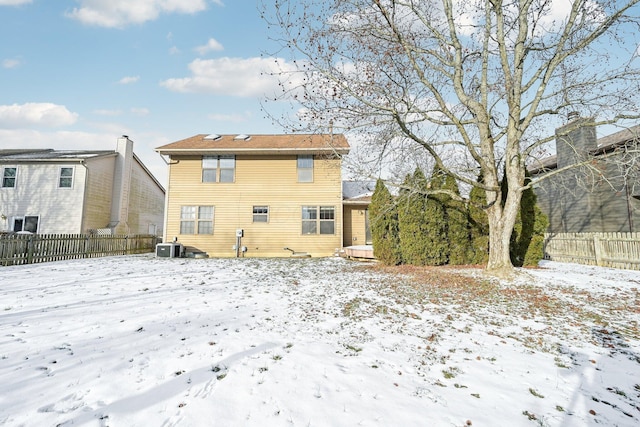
297;155;313;182
253;206;269;223
2;167;16;188
180;206;214;234
203;155;235;183
302;206;335;235
59;167;74;188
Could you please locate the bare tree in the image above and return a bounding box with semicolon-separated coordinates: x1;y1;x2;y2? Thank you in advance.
261;0;640;276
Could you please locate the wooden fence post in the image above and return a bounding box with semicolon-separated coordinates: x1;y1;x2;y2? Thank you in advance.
26;234;36;265
593;234;603;266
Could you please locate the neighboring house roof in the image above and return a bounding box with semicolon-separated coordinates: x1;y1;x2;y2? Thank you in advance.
155;134;350;156
0;147;165;193
0;149;115;163
593;124;640;154
343;180;376;205
528;124;640;174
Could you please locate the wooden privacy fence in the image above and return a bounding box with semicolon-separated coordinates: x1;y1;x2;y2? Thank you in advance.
544;232;640;271
0;234;159;267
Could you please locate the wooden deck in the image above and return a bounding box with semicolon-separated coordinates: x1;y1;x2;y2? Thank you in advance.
343;245;375;260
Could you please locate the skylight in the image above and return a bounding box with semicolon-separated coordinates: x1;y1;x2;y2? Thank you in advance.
234;134;251;141
204;134;222;140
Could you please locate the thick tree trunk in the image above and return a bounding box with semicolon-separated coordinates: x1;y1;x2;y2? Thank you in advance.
485;187;522;278
486;211;514;277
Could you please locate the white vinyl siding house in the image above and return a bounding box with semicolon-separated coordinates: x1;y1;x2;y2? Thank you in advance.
0;162;87;234
0;137;165;235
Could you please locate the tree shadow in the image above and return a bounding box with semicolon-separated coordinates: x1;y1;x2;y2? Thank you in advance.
59;342;278;426
560;327;639;425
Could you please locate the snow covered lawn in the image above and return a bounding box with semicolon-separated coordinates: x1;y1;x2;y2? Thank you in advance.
0;255;638;426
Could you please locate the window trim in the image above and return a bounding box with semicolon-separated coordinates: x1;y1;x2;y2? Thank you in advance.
12;215;39;233
252;205;269;223
297;155;314;183
180;205;214;235
202;155;235;183
301;205;335;235
58;166;74;188
1;166;17;188
202;157;218;183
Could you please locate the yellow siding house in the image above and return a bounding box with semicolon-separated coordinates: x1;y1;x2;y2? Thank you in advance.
156;134;350;257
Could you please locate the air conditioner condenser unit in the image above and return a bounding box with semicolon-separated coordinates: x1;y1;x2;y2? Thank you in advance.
156;243;184;258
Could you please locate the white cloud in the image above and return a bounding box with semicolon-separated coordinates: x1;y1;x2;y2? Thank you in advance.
0;0;32;5
2;58;21;68
195;38;224;55
93;109;122;116
451;1;604;37
207;111;253;123
66;0;209;28
160;57;301;97
130;107;150;116
0;103;78;128
118;75;140;84
169;46;180;55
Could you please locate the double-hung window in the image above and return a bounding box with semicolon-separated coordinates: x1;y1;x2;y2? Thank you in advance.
59;167;74;188
197;206;214;234
297;155;313;182
253;206;269;223
302;206;335;235
2;167;16;188
203;155;235;183
180;206;214;234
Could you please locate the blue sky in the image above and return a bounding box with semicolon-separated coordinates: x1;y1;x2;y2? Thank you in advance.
0;0;292;185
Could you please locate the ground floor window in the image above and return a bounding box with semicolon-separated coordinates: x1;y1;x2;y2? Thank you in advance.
302;206;335;235
12;215;39;233
253;206;269;223
180;206;214;234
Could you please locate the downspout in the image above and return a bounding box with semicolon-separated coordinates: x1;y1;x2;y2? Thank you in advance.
159;153;172;244
80;159;89;234
156;152;179;244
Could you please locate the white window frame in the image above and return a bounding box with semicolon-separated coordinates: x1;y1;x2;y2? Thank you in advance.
301;206;335;235
1;166;17;188
202;155;235;183
12;215;39;233
58;166;74;188
180;206;214;234
252;206;269;223
297;155;314;183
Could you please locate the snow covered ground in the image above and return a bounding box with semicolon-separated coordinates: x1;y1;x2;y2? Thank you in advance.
0;255;638;427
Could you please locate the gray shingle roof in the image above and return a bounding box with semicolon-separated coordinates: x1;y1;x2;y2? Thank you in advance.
0;149;114;162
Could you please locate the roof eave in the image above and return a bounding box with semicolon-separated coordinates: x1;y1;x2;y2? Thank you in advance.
343;201;371;206
155;147;350;156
